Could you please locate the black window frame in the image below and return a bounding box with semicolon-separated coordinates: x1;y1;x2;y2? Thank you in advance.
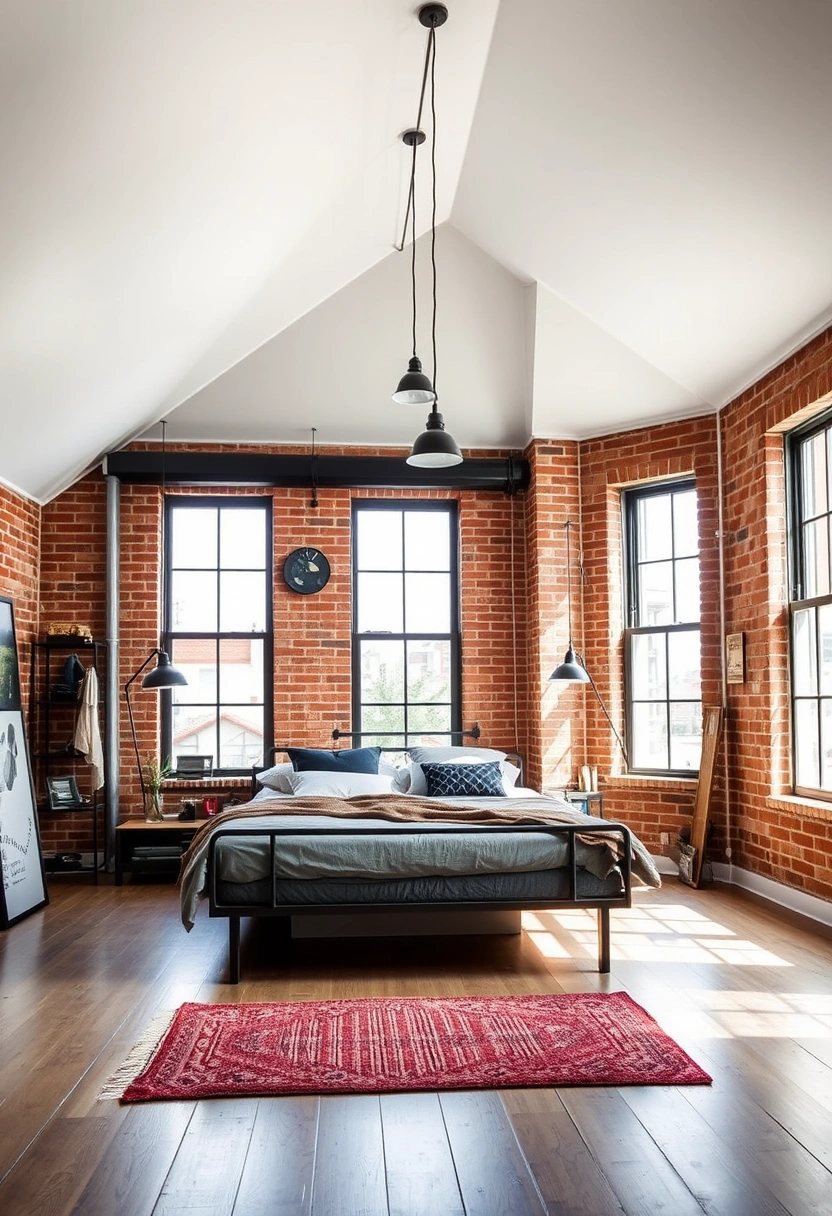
623;478;702;776
786;407;832;800
161;495;274;776
350;500;462;749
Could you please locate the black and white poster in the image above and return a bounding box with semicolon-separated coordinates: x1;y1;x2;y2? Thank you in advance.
0;596;48;928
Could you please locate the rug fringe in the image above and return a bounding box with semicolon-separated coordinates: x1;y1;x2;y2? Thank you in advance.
98;1009;177;1100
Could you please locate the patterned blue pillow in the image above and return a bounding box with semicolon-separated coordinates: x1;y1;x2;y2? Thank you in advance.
288;746;381;774
421;761;506;798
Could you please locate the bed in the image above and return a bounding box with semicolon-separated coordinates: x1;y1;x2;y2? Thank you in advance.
179;744;661;983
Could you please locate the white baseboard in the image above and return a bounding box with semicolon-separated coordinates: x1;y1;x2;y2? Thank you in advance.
711;862;832;931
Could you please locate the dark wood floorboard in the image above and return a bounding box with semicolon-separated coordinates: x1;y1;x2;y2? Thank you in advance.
1;876;832;1214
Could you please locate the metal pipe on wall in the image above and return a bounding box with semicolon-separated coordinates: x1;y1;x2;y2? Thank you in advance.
716;411;731;869
104;474;120;868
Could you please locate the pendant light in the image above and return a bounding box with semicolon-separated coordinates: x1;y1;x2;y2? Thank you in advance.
392;129;434;406
549;520;629;767
398;4;462;468
549;520;589;683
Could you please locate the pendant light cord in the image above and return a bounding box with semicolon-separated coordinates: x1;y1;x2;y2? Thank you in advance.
565;519;574;650
395;26;433;256
160;420;166;651
428;23;438;412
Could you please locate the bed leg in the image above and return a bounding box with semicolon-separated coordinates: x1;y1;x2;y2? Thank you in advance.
597;907;610;973
228;915;241;984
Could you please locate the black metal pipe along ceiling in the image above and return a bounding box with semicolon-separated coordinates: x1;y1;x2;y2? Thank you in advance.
103;451;529;493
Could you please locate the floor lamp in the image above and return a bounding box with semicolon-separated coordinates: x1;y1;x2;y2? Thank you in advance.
548;520;629;768
124;648;187;818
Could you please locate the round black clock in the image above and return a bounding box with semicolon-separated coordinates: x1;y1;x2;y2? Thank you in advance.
283;547;331;595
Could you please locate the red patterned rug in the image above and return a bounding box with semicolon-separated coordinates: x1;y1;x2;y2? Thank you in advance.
108;991;710;1102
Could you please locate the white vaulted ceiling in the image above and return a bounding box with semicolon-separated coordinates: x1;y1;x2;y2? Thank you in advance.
2;0;832;502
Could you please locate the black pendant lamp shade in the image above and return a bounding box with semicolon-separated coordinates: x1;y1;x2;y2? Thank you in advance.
141;649;188;690
550;647;590;683
407;406;462;467
393;356;435;406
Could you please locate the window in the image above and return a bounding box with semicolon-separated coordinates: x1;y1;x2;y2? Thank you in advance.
787;410;832;798
624;481;702;774
162;498;272;773
352;502;460;748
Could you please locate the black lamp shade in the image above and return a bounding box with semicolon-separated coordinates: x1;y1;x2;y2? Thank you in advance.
549;649;590;683
141;650;188;690
407;409;462;467
393;356;436;405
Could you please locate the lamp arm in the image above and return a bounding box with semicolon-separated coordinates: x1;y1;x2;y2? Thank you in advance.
124;649;161;694
578;655;629;768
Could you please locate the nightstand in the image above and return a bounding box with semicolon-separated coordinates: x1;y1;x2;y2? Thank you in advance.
114;819;200;885
562;790;604;817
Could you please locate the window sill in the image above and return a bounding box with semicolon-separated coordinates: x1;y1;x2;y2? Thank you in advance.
603;774;698;793
766;794;832;822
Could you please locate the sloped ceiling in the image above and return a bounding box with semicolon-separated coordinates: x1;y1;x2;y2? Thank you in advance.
3;0;832;503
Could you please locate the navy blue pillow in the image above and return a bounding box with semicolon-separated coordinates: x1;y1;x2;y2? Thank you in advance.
421;761;506;798
287;746;382;774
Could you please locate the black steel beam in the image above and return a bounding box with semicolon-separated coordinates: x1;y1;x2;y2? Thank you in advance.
102;450;529;493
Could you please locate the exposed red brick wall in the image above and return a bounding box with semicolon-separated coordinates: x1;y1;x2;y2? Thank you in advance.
36;448;527;847
718;327;832;901
0;483;40;705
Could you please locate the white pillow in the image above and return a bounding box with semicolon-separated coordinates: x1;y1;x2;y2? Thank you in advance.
286;770;395;798
408;745;507;765
502;761;521;790
256;761;294;793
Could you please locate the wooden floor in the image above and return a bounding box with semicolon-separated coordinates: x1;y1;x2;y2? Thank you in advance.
1;878;832;1216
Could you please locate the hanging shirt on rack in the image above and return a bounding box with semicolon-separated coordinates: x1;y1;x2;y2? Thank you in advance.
74;666;104;791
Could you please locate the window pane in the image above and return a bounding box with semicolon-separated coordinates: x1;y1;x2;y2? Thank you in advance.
631;702;667;769
801;431;828;519
172;703;216;764
408;703;452;734
668;630;701;698
792;608;817;697
170;507;218;568
171;571;217;631
405;512;450;571
405;573;451;632
820;604;832;695
631;633;667;700
638;562;673;626
361;703;406;736
803;517;830;599
359;639;405;702
356;573;403;632
638;495;672;561
220;509;266;570
356;511;402;571
407;640;451;701
219;705;263;769
672;490;698;557
794;699;819;787
220;571;266;632
669;702;702;771
218;639;264;705
674;559;700;623
170;638;217;704
820;700;832;790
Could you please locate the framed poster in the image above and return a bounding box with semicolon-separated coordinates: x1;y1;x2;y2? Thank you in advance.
0;596;48;928
726;632;745;684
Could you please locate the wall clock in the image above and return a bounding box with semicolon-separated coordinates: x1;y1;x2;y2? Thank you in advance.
282;547;331;595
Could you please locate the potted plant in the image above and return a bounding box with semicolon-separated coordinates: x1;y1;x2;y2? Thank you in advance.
142;755;172;821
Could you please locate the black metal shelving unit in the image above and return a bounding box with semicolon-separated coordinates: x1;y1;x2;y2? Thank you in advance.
29;638;108;883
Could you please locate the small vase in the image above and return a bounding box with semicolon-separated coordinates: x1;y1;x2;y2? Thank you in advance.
145;793;164;822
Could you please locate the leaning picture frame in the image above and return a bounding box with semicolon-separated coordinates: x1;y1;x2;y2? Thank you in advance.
0;595;49;929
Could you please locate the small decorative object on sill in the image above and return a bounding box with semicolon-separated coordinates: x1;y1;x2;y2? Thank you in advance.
178;799;197;822
142;756;173;823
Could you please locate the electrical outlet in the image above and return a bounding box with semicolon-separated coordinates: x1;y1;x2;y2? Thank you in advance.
660;832;670;846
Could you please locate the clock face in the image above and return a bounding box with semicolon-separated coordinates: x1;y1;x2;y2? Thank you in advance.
283;547;331;595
